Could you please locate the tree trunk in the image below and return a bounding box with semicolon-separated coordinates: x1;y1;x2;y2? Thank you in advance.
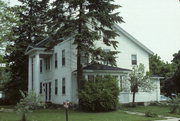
132;91;136;107
21;112;27;121
77;2;83;90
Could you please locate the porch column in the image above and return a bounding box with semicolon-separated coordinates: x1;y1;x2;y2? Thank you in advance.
34;53;40;95
28;56;32;92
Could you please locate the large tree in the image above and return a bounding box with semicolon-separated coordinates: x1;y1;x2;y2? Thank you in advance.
0;0;18;46
4;0;50;104
149;54;176;95
172;50;180;93
48;0;123;90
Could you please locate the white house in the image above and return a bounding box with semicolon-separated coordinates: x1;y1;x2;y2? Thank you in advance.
25;25;161;104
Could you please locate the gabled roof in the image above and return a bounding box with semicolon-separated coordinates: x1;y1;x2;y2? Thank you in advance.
25;24;153;55
114;24;154;55
83;63;131;72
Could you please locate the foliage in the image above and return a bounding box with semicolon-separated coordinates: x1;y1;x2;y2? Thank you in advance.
149;54;177;96
149;54;176;78
145;110;158;117
0;0;18;46
169;94;180;114
4;0;49;104
171;50;180;93
129;64;154;107
16;91;44;112
48;0;124;89
16;91;44;121
79;76;120;112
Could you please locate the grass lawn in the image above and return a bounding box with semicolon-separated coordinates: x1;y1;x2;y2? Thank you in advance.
121;105;180;118
0;108;162;121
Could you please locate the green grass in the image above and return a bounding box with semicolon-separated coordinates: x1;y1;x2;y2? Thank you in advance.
121;105;180;118
0;108;162;121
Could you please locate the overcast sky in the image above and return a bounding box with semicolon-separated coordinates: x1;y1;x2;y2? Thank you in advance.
3;0;180;62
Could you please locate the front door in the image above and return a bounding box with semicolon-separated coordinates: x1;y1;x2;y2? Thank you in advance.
44;82;51;102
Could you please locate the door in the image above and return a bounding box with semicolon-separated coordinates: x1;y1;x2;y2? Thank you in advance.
44;82;52;102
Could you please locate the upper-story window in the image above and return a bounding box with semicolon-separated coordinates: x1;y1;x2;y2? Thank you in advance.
131;54;137;65
40;59;43;73
62;49;65;66
103;49;111;65
55;53;58;68
45;57;51;71
80;52;89;65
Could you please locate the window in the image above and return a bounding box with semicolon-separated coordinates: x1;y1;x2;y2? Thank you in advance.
103;49;111;65
88;75;95;81
96;75;103;81
40;82;42;94
62;50;65;66
31;57;34;90
80;52;89;65
45;57;51;70
40;60;43;73
55;53;58;68
62;78;66;95
120;76;123;89
55;79;58;95
131;54;137;65
112;75;118;80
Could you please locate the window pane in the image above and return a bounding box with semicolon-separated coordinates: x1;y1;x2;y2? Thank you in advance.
88;75;94;81
62;50;65;66
62;78;65;95
45;57;51;70
131;55;137;65
55;79;58;95
40;60;43;73
55;53;58;68
40;82;42;94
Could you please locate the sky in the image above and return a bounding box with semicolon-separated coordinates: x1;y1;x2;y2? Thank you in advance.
2;0;180;62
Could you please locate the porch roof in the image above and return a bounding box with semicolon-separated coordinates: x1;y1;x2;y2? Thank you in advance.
82;63;131;72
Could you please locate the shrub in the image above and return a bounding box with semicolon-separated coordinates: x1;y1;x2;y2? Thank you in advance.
145;110;158;117
169;94;180;114
16;91;45;121
79;75;120;112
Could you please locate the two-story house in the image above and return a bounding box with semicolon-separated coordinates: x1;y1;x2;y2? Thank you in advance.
25;25;161;104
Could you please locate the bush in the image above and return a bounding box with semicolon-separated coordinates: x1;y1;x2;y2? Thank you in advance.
169;95;180;114
145;110;158;117
16;91;45;121
79;75;120;112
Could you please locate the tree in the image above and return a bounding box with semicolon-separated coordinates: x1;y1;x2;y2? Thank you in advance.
48;0;123;91
0;0;18;46
129;64;154;107
149;54;176;78
172;50;180;93
4;0;50;104
16;91;44;121
149;54;176;95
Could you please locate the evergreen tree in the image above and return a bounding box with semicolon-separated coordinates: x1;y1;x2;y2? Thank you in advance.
172;50;180;93
48;0;123;89
4;0;49;104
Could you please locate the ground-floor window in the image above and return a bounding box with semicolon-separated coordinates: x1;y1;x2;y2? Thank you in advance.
62;78;66;95
55;79;58;95
88;75;95;81
40;82;42;94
